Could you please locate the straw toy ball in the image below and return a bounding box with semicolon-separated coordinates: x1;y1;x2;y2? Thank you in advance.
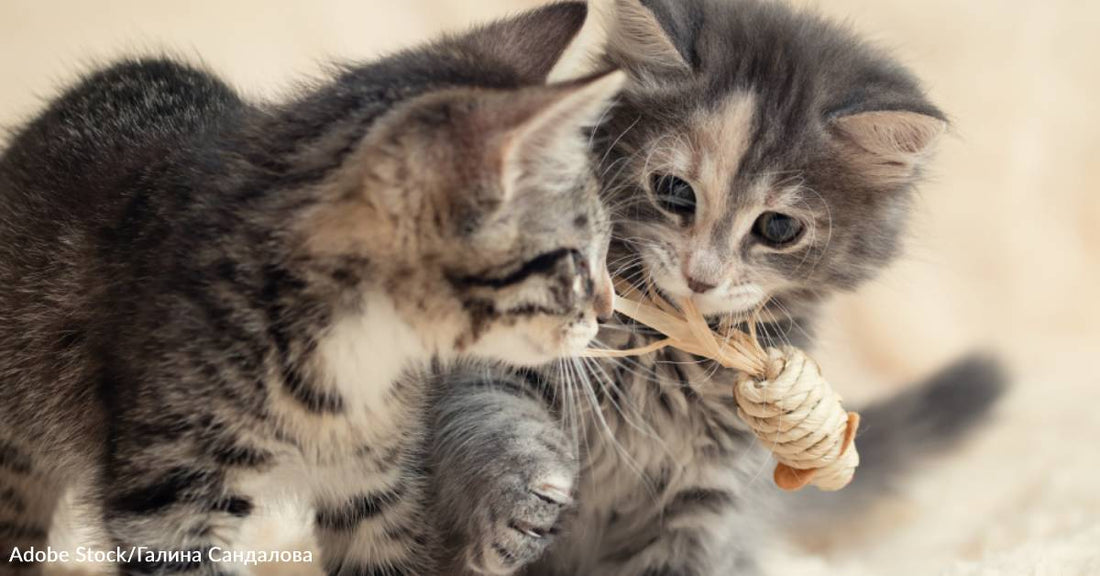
585;281;860;492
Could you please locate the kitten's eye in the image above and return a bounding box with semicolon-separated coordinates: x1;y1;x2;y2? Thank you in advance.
753;212;805;247
650;174;696;217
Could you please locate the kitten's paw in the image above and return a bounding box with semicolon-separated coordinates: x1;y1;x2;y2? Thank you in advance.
465;464;576;575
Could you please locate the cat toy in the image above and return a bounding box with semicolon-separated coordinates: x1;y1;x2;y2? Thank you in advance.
585;280;860;492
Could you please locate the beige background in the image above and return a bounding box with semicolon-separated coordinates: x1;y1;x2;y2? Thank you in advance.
2;0;1098;574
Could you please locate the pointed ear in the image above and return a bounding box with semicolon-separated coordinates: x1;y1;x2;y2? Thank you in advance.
610;0;691;73
500;71;628;201
463;2;589;83
830;110;948;185
549;0;690;82
548;0;614;82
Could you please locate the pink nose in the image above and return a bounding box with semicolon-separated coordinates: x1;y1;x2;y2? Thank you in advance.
686;276;717;294
594;283;614;322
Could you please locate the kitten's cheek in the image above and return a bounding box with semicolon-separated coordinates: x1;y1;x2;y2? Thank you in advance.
469;322;555;366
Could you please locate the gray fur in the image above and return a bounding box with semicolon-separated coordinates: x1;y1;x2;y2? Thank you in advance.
428;367;578;575
429;1;1003;575
0;3;624;575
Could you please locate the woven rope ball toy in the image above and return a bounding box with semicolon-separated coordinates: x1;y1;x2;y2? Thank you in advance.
585;281;860;492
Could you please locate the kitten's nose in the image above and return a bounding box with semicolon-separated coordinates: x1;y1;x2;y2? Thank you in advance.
594;269;614;322
686;276;717;294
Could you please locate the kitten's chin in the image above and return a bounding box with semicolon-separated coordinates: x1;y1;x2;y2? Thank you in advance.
691;289;766;317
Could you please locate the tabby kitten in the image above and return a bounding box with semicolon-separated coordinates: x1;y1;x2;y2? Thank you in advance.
430;1;1003;575
0;4;621;575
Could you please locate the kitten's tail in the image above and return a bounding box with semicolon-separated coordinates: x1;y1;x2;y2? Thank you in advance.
788;353;1007;518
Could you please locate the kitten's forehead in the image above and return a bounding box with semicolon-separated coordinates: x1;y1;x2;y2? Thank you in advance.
687;91;758;224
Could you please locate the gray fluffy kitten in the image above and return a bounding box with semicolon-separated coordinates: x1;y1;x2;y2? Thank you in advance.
428;1;1004;575
0;4;621;575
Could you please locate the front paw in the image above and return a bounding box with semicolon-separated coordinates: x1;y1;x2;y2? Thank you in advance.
465;459;576;575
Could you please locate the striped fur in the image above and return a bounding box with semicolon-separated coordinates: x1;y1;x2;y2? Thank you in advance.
0;4;620;575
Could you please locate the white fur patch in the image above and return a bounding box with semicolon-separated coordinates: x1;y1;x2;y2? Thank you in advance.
316;293;426;417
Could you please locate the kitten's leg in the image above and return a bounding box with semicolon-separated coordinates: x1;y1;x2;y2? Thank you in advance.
101;427;272;576
590;324;804;576
430;370;577;576
593;464;769;576
598;518;762;576
310;449;434;576
0;439;64;576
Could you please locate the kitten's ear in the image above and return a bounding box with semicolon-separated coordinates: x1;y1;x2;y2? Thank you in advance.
830;110;948;185
499;70;628;202
548;0;690;82
464;2;589;82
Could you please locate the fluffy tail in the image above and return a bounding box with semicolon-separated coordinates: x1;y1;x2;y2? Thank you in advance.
787;353;1007;518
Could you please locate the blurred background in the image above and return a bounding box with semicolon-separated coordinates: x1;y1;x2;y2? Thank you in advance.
2;0;1097;574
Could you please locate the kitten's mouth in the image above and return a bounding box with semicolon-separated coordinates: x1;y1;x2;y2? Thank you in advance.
561;317;600;355
646;277;764;319
691;288;765;318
